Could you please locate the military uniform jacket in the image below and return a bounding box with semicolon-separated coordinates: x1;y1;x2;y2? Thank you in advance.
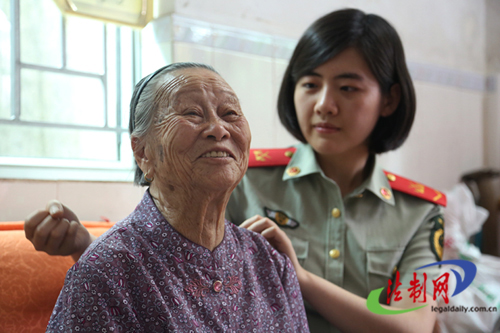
226;143;445;333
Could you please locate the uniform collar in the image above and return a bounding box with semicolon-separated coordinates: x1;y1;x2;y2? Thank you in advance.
353;156;395;205
282;144;395;205
282;143;322;181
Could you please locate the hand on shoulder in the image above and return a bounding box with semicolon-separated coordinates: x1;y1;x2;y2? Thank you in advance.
240;215;306;281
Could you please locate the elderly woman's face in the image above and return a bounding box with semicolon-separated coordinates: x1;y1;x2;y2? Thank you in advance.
145;68;251;192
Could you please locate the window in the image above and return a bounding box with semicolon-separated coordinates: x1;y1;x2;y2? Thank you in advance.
0;0;139;181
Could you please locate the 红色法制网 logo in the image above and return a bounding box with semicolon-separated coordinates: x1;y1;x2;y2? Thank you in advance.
366;259;476;315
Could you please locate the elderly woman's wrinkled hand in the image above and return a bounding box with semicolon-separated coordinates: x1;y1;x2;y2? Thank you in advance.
24;200;95;261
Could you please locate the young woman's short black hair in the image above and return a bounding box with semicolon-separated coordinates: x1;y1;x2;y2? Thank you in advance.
278;8;416;153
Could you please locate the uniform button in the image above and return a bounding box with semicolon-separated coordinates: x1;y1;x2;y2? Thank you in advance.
386;173;396;182
329;249;340;259
331;208;341;218
213;280;223;292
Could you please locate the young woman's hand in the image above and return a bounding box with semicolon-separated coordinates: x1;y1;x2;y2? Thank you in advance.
24;200;95;261
240;215;306;280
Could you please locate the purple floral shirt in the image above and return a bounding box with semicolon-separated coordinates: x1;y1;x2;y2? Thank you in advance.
47;192;309;332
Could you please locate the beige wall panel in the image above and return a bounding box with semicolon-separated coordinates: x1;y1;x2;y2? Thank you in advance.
271;59;300;148
0;180;57;221
379;82;484;191
169;0;486;72
174;43;213;65
484;77;500;169
56;182;144;222
213;49;274;148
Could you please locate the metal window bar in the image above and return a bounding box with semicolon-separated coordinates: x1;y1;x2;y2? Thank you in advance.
0;119;128;132
115;26;122;161
61;12;66;69
10;0;20;121
103;22;108;128
5;0;133;164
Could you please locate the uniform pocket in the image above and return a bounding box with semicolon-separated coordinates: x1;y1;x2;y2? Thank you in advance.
289;236;309;266
366;248;404;292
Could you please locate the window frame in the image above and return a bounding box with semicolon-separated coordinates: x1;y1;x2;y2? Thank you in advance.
0;0;140;181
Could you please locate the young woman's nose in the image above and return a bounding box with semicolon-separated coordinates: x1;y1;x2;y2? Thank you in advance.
203;116;231;141
314;87;338;116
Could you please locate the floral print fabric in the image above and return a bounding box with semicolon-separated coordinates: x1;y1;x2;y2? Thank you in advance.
47;192;309;332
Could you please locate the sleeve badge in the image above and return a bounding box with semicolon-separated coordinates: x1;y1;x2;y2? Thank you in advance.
429;215;445;261
264;207;300;229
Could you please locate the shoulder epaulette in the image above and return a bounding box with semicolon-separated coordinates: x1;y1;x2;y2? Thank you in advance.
248;148;297;168
383;171;447;207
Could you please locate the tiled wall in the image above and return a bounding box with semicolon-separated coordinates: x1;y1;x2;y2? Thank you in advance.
171;0;488;72
143;15;300;149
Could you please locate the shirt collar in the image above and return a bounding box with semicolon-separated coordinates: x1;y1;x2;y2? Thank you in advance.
282;144;395;205
282;143;322;180
354;156;395;205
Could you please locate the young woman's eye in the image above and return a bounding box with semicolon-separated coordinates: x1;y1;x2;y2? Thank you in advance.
302;82;317;89
340;86;357;92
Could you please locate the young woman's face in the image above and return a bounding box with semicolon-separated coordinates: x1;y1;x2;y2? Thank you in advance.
294;47;397;157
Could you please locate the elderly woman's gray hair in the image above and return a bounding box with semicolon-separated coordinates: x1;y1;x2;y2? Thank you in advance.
129;62;218;186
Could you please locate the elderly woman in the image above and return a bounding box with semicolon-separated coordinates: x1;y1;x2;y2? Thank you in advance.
34;62;308;332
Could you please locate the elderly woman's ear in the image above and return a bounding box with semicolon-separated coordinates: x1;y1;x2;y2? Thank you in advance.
131;135;155;180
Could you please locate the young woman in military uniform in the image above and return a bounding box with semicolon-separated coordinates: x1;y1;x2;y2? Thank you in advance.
25;8;445;333
230;8;445;333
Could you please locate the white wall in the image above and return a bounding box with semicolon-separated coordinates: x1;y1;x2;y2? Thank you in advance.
485;0;500;169
484;76;500;168
164;0;487;72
